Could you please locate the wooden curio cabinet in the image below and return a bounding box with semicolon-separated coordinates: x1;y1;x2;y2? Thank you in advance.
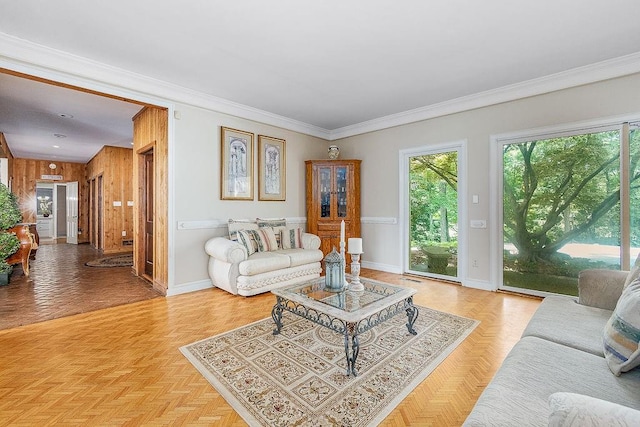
305;159;361;256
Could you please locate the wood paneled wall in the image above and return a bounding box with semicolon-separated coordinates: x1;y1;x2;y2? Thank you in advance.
86;146;134;254
10;158;88;242
133;107;168;294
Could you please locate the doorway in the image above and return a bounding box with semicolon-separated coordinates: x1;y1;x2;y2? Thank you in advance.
400;141;467;282
142;149;154;278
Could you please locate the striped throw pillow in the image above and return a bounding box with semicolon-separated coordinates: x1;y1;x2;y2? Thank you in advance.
255;228;278;252
603;278;640;376
228;219;258;241
281;228;303;249
257;218;287;248
237;230;257;256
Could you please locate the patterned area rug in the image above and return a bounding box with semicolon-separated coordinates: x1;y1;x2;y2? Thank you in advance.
181;305;478;426
85;253;133;267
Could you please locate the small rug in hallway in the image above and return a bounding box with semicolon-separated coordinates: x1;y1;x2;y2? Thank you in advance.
85;253;133;268
181;305;478;426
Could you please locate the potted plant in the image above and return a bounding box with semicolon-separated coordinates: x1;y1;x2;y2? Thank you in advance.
0;183;22;285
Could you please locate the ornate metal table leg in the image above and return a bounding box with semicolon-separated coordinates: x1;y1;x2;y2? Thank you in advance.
344;322;360;376
351;332;360;377
272;297;284;335
405;296;419;335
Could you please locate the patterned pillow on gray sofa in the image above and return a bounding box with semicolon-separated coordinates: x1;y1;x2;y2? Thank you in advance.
603;278;640;375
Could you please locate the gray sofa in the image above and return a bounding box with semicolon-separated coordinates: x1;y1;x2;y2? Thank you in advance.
464;268;640;426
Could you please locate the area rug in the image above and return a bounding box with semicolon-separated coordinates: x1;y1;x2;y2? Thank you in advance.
85;253;133;267
181;305;478;426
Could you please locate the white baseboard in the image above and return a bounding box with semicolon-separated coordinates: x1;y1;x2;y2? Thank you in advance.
462;278;497;291
361;260;403;274
166;279;213;296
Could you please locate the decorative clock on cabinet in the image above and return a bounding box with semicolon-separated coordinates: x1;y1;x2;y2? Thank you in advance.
305;159;361;257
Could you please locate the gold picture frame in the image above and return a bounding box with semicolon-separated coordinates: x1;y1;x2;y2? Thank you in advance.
220;127;254;200
258;135;286;201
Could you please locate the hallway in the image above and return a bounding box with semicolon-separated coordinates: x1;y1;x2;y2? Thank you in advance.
0;243;161;330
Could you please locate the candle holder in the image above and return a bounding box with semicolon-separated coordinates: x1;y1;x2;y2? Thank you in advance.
349;252;364;291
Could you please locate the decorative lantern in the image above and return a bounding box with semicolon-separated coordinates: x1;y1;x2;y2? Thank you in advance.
324;247;345;292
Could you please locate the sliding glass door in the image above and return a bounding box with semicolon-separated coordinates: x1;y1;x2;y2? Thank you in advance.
501;123;640;296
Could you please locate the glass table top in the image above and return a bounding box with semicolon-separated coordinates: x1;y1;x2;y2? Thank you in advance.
272;276;416;319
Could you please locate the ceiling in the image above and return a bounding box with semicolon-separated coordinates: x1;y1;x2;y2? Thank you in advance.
1;0;640;163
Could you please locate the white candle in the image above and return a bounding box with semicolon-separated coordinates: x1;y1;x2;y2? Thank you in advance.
340;220;345;244
348;237;362;254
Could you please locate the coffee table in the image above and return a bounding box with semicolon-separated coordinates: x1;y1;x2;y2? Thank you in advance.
271;277;418;376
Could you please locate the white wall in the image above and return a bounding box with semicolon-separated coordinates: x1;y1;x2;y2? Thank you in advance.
170;104;327;294
334;72;640;289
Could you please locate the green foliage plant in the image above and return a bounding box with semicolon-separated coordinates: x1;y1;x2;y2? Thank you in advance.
0;182;22;275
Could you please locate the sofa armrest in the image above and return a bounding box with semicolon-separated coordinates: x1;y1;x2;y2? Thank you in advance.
204;237;247;264
577;269;627;310
301;232;321;250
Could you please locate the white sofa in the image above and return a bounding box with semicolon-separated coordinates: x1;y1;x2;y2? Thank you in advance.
204;220;323;296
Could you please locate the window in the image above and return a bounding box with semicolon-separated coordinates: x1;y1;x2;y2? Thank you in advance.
498;121;639;296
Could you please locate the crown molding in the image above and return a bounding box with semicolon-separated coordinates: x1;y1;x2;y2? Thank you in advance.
2;32;639;142
0;32;331;139
329;52;640;140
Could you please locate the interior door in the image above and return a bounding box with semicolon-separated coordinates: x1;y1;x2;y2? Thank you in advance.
144;150;154;277
97;175;103;250
66;181;79;244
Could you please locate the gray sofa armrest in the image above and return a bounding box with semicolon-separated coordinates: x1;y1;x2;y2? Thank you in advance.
577;269;628;311
301;233;321;250
204;237;247;264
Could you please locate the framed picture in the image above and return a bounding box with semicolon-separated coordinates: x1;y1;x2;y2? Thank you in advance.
258;135;286;201
220;127;254;200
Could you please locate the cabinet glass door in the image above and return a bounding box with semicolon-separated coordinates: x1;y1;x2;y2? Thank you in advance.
336;166;347;217
320;167;332;218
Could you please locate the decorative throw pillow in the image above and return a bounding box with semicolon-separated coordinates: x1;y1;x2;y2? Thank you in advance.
255;227;279;252
228;219;258;242
623;252;640;290
281;227;303;249
603;278;640;375
257;218;287;248
236;230;257;256
549;392;640;426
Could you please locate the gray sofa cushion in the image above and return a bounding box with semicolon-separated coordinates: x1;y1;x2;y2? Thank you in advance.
463;336;640;427
522;296;612;357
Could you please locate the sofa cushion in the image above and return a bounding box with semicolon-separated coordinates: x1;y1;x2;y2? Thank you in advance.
237;230;258;256
604;279;640;376
238;252;290;276
281;227;303;249
277;249;324;267
548;392;640;427
463;336;640;426
228;219;259;241
522;296;612;357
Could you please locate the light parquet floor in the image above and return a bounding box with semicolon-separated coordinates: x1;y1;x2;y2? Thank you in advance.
0;269;541;426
